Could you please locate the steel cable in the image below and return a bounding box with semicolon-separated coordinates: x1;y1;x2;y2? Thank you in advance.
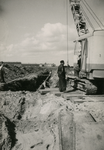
81;0;104;29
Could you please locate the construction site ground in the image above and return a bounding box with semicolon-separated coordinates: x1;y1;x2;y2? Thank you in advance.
0;65;104;150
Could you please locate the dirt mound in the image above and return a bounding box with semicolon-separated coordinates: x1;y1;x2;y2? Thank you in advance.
1;71;49;91
4;64;45;82
0;64;50;91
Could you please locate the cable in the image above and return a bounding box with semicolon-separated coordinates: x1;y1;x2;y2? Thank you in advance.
81;0;103;29
80;5;95;31
83;0;104;28
66;0;69;65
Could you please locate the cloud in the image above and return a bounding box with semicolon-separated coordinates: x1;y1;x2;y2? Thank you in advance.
0;23;77;64
37;23;77;41
20;22;77;53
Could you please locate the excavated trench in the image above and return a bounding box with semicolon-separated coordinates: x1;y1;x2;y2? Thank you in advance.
0;70;49;91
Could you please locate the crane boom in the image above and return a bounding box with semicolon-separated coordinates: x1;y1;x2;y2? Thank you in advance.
69;0;89;36
69;0;104;37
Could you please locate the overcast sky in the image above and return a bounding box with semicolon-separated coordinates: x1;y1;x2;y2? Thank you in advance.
0;0;104;65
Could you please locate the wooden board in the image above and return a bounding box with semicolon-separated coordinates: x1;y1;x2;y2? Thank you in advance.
74;111;95;123
39;88;59;94
58;110;74;150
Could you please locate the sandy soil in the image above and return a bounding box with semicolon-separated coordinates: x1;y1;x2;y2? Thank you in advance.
0;91;73;150
0;89;104;150
0;65;104;150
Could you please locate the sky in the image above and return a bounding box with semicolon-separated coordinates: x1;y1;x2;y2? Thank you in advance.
0;0;104;65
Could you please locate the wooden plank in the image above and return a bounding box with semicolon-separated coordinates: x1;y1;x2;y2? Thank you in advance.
58;111;62;150
63;95;104;103
59;110;74;150
74;97;104;103
74;111;94;122
74;111;95;123
75;123;104;150
62;94;86;100
39;88;59;94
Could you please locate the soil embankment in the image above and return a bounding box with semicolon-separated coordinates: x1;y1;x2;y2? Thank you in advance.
4;64;45;82
0;64;50;91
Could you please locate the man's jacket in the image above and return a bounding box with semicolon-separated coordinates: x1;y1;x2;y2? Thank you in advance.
57;64;65;78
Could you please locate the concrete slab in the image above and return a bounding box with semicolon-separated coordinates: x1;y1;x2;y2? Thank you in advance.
75;123;104;150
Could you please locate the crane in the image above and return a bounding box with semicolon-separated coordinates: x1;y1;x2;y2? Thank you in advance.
68;0;104;94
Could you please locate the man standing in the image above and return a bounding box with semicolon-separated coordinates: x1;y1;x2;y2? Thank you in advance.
57;60;66;92
0;61;5;83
